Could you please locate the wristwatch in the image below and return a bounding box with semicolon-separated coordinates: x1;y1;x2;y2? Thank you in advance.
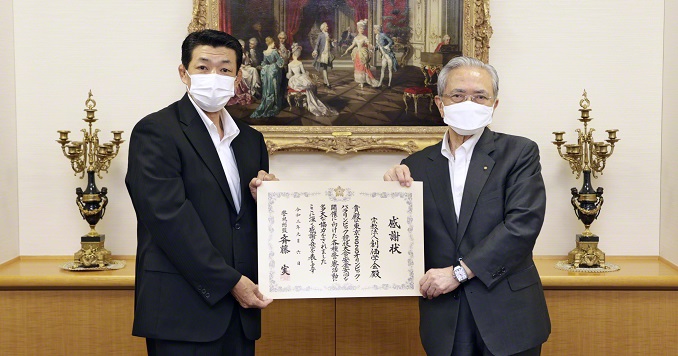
453;265;468;283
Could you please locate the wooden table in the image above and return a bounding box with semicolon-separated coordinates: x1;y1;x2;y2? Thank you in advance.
1;256;677;355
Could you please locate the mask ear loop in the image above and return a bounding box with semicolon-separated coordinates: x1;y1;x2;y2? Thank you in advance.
183;70;192;92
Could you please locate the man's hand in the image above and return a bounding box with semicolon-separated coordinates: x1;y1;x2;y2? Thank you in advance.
383;164;413;187
231;275;273;309
249;170;278;202
419;267;459;299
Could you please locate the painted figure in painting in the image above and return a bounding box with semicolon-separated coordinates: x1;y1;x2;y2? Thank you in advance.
435;34;452;52
246;38;260;67
373;24;399;88
277;31;291;97
239;40;261;98
312;22;334;88
287;43;338;117
228;70;254;106
342;19;380;88
339;25;355;53
250;37;284;118
340;25;354;46
277;31;291;64
247;21;267;60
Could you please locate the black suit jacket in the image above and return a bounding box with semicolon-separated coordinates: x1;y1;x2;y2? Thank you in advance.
125;94;269;342
403;128;550;356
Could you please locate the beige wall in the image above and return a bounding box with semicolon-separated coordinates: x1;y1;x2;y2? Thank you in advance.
0;0;19;264
490;0;664;257
661;1;678;265
13;0;191;256
7;1;674;262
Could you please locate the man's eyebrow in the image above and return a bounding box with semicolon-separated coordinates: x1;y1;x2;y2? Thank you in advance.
195;57;232;64
448;88;490;94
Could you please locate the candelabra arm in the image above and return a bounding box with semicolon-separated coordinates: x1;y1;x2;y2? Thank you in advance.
59;145;72;159
606;145;617;157
590;158;606;176
95;164;106;179
555;145;567;160
71;159;86;177
555;145;567;159
555;145;583;177
570;161;582;179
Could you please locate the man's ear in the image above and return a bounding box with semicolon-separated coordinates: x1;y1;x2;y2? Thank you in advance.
178;65;189;86
434;96;443;109
493;99;499;111
434;96;445;116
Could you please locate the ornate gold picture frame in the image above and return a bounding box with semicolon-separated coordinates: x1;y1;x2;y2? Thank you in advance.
189;0;491;154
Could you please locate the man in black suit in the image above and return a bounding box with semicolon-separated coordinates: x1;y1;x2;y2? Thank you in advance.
384;56;550;356
126;29;276;355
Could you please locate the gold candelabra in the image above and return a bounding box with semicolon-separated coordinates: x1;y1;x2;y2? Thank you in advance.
56;91;124;268
552;90;620;268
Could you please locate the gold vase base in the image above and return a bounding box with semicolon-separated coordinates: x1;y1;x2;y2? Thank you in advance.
73;234;112;268
567;234;606;269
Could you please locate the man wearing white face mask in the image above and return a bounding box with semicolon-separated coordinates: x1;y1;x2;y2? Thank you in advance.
384;56;550;356
126;29;277;356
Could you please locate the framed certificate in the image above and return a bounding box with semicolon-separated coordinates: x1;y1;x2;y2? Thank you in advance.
257;181;424;299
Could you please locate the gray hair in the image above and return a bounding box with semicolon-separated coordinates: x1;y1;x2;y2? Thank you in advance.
437;56;499;98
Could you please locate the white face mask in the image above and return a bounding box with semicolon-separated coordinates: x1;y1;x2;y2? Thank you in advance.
186;72;236;112
442;101;494;136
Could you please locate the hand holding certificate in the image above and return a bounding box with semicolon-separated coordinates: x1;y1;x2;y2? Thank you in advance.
257;181;424;299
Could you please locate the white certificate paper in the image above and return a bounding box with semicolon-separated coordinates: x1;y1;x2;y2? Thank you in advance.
257;181;424;299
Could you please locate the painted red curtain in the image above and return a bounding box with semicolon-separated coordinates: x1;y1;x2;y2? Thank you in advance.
382;0;407;29
286;0;310;44
344;0;368;23
219;0;232;34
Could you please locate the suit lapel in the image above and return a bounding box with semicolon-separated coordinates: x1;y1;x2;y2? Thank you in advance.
177;94;237;212
425;146;458;244
456;129;495;245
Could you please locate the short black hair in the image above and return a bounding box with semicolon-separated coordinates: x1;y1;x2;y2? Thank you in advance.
181;29;243;72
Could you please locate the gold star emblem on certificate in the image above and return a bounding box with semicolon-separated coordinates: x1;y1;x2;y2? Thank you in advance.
334;186;345;197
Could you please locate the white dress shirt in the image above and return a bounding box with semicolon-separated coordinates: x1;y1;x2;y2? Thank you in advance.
440;130;483;222
188;95;242;212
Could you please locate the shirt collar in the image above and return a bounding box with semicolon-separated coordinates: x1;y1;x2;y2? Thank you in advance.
187;93;240;142
441;129;483;161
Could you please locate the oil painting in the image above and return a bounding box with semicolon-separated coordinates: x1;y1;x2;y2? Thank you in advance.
189;0;492;154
